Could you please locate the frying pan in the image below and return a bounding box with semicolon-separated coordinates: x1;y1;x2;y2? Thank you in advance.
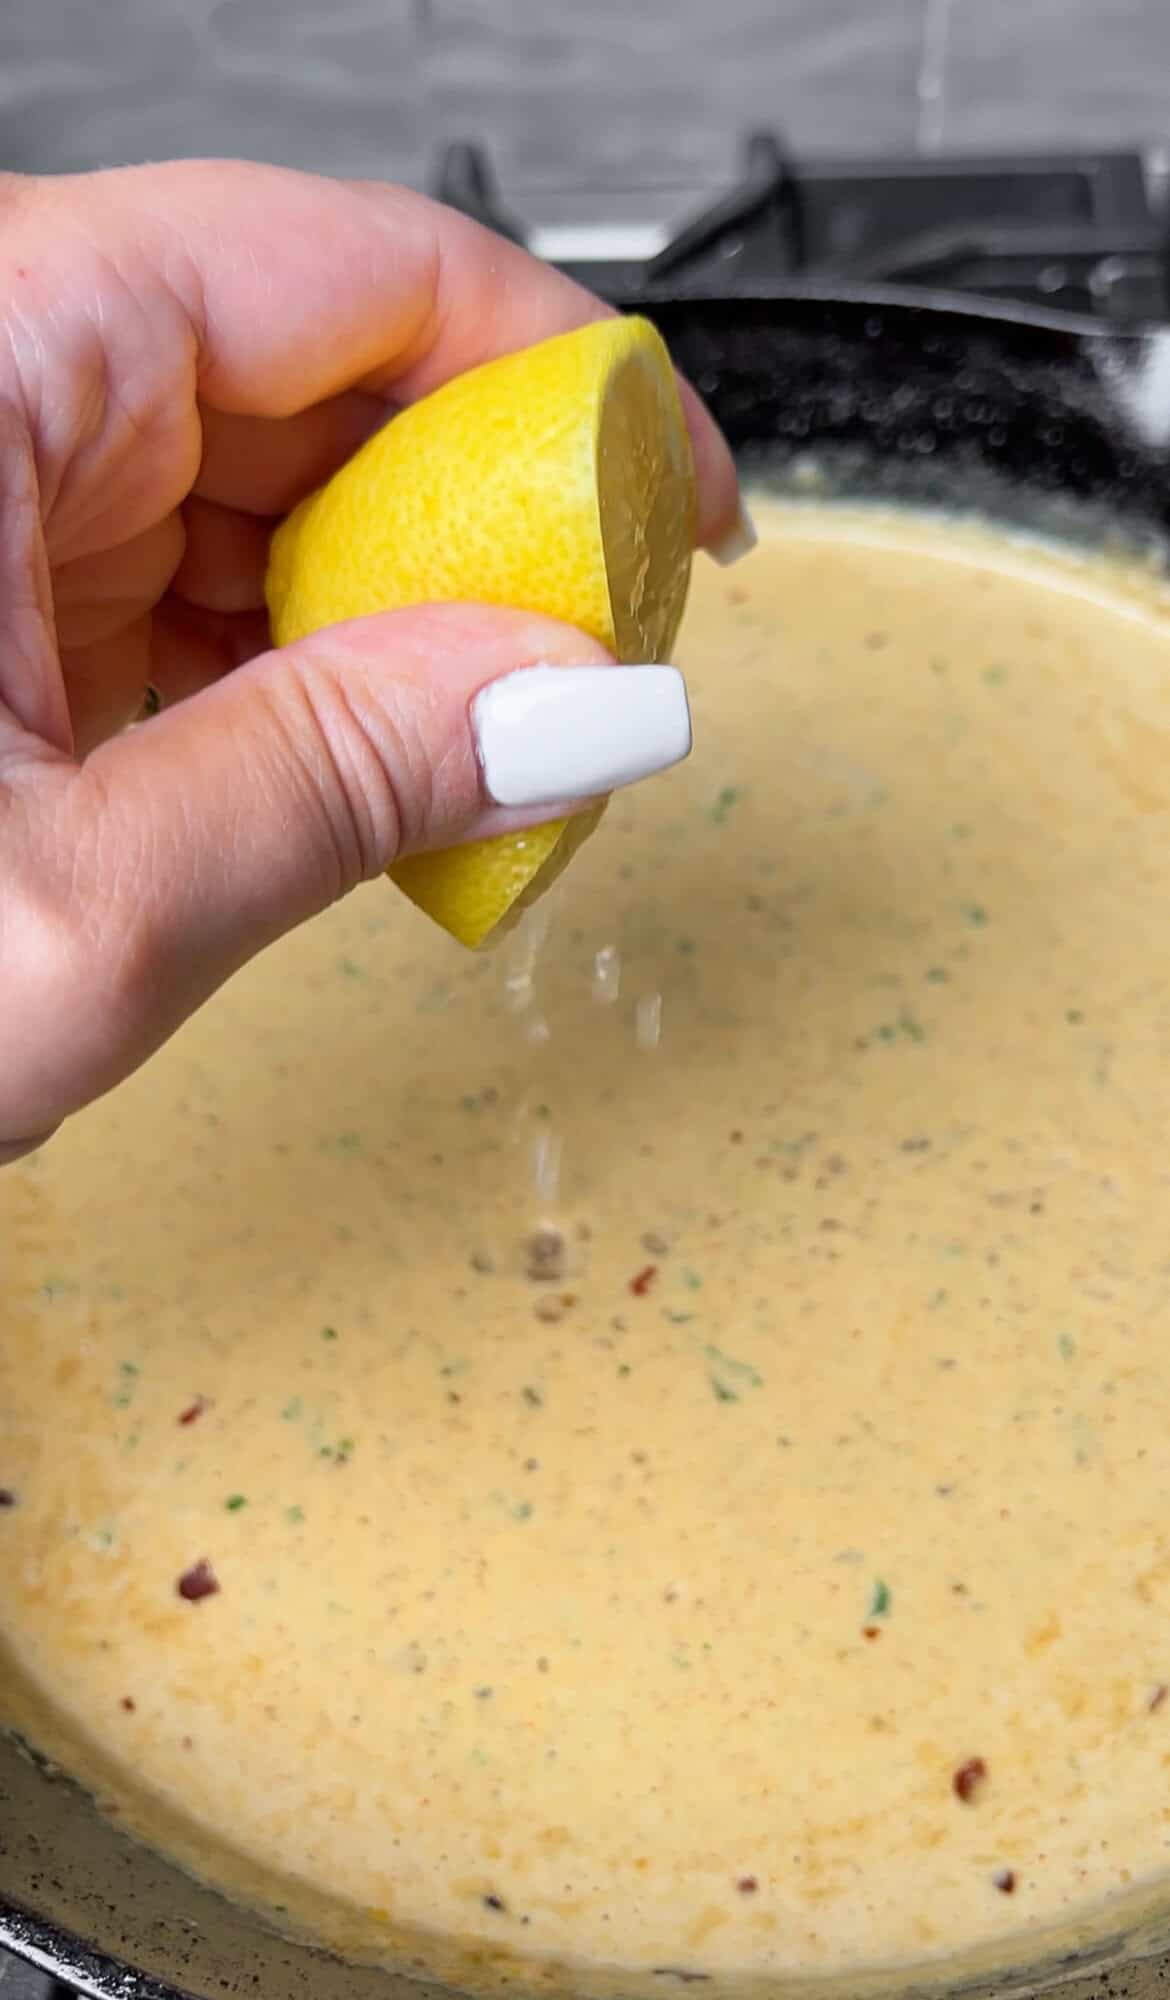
6;287;1170;2000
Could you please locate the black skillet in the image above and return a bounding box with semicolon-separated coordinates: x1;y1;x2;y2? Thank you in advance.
5;285;1170;2000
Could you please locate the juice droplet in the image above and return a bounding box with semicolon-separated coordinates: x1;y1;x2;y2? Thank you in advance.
635;992;663;1050
591;944;622;1006
531;1128;563;1205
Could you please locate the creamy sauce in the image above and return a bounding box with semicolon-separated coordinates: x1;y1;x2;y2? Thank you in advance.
8;503;1170;1996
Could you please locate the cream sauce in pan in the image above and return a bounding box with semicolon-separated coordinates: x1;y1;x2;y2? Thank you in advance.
8;504;1170;1994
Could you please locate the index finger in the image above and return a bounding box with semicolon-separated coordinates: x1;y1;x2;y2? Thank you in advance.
73;160;742;551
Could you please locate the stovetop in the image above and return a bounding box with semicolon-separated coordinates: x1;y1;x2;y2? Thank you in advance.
0;1961;71;1999
4;132;1170;2000
434;132;1170;321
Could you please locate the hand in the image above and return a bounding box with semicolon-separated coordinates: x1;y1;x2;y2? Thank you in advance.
0;160;742;1165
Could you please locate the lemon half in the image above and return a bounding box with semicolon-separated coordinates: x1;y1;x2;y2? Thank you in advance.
266;315;696;947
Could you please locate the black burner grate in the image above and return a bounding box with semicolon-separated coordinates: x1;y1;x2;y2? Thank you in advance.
432;132;1170;321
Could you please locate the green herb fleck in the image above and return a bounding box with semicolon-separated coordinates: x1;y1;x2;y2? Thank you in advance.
339;957;366;980
225;1494;247;1512
962;902;989;926
320;1325;339;1342
874;1010;926;1046
869;1579;892;1619
981;664;1009;686
1065;1008;1084;1025
710;784;742;825
512;1500;534;1522
710;1376;739;1403
682;1268;703;1291
286;1505;305;1525
114;1360;141;1408
771;1133;816;1159
41;1274;80;1300
617;1363;632;1378
281;1396;303;1422
1058;1333;1077;1361
317;1129;362;1155
925;965;950;984
677;937;696;956
705;1345;763;1389
522;1385;543;1408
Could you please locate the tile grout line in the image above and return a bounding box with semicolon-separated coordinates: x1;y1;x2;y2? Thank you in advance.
916;0;953;152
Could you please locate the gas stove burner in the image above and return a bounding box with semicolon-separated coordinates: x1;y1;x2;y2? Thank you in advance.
0;1964;70;1998
432;133;1170;323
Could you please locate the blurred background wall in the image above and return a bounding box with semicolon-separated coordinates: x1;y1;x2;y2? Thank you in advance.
1;0;1168;200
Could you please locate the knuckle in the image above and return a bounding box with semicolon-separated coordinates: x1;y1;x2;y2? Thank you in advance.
277;651;415;889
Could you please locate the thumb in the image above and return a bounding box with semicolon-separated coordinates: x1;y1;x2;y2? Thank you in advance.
5;603;690;1145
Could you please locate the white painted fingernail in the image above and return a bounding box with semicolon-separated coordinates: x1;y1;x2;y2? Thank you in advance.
709;500;758;568
474;664;692;808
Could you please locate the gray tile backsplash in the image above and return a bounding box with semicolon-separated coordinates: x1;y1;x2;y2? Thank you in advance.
934;0;1170;151
0;0;1166;191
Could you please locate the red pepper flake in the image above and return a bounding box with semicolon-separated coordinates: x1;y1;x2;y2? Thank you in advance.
0;1489;15;1508
177;1559;219;1603
178;1396;210;1426
993;1869;1016;1895
953;1756;988;1803
736;1876;758;1895
629;1264;659;1297
862;1624;882;1641
1150;1684;1168;1713
120;1696;136;1712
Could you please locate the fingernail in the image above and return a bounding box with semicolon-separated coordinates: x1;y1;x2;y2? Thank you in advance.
708;500;758;568
474;664;692;809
